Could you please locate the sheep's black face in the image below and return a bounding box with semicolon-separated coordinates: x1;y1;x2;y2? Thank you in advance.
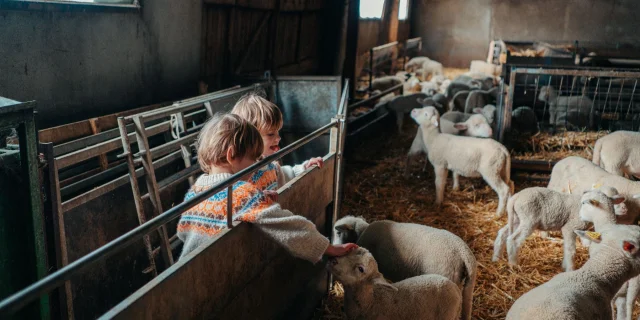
333;227;358;245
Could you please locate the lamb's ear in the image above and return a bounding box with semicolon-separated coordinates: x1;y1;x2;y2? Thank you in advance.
431;117;439;128
472;107;482;114
623;241;638;255
610;195;626;205
454;123;468;130
334;224;353;232
373;278;398;292
575;230;602;244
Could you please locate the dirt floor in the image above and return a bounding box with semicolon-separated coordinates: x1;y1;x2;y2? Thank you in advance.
313;121;628;320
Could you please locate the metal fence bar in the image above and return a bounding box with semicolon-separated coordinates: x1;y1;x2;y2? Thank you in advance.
0;120;338;316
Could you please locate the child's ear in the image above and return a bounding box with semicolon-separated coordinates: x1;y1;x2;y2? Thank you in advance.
226;146;236;163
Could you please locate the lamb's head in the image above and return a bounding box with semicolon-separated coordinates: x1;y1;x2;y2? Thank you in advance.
327;247;398;291
455;114;493;138
474;104;496;125
594;184;629;216
333;215;370;245
575;224;640;269
538;85;557;102
410;106;440;128
579;189;626;224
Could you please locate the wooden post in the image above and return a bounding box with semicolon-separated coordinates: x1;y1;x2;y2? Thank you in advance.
89;118;109;171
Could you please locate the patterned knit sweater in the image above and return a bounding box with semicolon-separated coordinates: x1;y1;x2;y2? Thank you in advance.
249;161;309;192
177;172;329;262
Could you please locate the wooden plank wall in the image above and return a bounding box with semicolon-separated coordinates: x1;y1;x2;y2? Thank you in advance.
201;0;327;89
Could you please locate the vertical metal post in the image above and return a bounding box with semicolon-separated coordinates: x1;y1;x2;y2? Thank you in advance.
501;67;517;142
131;116;175;267
180;145;195;186
117;118;158;277
227;185;233;228
368;48;374;92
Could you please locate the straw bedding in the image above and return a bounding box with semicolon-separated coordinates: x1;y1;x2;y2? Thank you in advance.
506;130;609;162
314;122;638;319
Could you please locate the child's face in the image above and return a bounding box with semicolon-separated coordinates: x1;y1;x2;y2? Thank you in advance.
261;125;282;157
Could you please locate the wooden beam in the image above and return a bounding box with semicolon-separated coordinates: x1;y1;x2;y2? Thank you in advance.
88;118;109;171
234;11;272;74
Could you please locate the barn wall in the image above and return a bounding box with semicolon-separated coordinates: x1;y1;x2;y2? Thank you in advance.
0;0;202;129
412;0;640;67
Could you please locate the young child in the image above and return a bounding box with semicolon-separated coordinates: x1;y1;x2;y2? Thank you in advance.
177;113;356;262
231;93;324;194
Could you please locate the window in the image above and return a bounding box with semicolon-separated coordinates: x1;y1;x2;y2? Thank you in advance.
359;0;385;19
398;0;409;20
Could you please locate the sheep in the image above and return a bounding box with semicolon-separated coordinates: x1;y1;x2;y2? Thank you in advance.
442;107;496;126
332;216;477;320
327;247;462;320
548;156;640;225
403;75;422;94
419;81;439;96
410;106;513;216
449;90;471;112
446;82;478;100
420;59;444;80
592;131;640;179
538;85;593;130
440;79;452;94
371;75;404;92
462;71;498;88
453;74;494;91
506;224;640;320
511;106;539;133
405;56;429;72
469;60;500;78
492;187;626;271
387;93;428;133
416;96;446;115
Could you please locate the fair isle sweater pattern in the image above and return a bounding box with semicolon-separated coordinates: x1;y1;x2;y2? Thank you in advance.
249;160;310;192
177;178;274;237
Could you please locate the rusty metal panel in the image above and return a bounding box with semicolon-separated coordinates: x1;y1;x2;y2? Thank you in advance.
100;156;336;320
275;76;341;132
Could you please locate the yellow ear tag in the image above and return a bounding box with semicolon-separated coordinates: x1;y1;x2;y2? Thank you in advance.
592;182;603;189
585;231;601;241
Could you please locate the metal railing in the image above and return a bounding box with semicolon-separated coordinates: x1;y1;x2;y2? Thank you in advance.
0;81;349;318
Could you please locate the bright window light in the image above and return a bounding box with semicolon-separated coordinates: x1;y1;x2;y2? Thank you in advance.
360;0;385;19
398;0;408;20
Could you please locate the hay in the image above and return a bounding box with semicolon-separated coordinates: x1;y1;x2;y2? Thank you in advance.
507;130;609;162
315;122;640;320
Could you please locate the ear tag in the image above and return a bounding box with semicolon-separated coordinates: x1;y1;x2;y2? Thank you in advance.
592;182;603;189
585;231;601;241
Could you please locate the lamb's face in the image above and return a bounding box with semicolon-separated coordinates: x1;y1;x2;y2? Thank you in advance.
333;218;362;245
327;247;378;286
598;186;628;216
538;86;555;102
577;225;640;261
410;106;439;127
579;190;626;222
481;104;497;125
455;114;493;138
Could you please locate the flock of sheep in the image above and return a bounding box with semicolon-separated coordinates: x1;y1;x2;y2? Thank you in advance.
328;56;640;320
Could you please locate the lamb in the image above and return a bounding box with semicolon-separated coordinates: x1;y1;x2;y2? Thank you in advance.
446;82;478;99
492;187;626;271
592;131;640;179
538;85;593;130
420;59;444;79
506;224;640;320
403;75;422;93
449;90;471;112
548;156;640;225
511;106;539;133
463;87;500;114
332;216;477;320
406;109;495;176
419;81;439;96
410;106;512;216
453;74;493;91
404;56;430;72
371;75;404;92
442;105;496;126
327;247;462;320
417;95;447;115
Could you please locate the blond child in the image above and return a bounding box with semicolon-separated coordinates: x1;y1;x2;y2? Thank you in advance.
231;93;324;195
177;113;356;261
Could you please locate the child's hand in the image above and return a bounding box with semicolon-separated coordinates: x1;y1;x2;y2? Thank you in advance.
324;243;358;257
263;190;278;202
305;157;324;169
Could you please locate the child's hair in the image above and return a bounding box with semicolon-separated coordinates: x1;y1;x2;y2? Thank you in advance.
231;92;283;133
196;113;263;174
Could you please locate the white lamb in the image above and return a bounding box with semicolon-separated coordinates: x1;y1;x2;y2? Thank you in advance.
421;59;444;79
327;247;462;320
410;106;513;216
506;224;640;320
538;85;593;130
405;56;430;72
332;216;477;320
592;131;640;179
405;111;494;177
442;106;496;125
548;156;640;225
493;187;626;271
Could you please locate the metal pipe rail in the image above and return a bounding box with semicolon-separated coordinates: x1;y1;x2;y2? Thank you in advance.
0;84;349;317
347;83;403;112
